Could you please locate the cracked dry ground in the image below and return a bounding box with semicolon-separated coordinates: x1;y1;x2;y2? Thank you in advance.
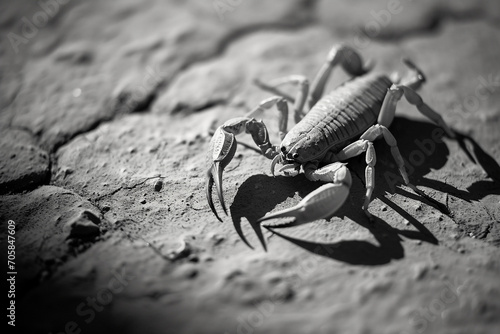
1;1;500;333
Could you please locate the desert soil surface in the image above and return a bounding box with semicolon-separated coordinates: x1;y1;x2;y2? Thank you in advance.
1;1;500;333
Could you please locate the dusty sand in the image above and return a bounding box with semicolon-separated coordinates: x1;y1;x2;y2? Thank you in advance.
1;1;500;333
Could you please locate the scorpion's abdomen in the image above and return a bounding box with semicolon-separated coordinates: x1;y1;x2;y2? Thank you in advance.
290;73;392;155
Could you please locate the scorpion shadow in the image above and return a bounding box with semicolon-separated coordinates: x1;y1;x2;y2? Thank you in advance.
385;117;500;204
229;174;313;251
230;116;500;264
230;173;408;265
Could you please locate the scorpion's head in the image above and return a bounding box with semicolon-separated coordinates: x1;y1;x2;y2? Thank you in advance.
271;136;310;176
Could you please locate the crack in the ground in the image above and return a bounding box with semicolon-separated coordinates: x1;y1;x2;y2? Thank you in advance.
476;204;498;240
474;223;492;240
6;0;497;157
39;3;496;160
47;15;321;196
171;98;228;114
50;83;162;154
3;1;497;247
48;9;317;154
93;174;164;203
0;126;53;194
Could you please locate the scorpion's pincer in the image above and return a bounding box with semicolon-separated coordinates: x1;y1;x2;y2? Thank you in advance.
206;127;237;221
258;162;352;227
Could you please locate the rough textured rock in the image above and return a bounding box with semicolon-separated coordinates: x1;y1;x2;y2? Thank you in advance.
0;128;50;193
0;186;104;292
63;210;101;239
1;1;500;334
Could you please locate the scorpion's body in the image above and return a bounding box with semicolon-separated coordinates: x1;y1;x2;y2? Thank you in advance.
206;45;455;233
283;73;392;164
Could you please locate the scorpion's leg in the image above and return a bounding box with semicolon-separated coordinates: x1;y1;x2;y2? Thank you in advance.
401;85;455;138
359;124;428;198
399;58;426;91
253;80;295;104
258;162;352;227
377;84;455;138
253;75;309;124
327;140;378;219
246;96;290;140
310;45;373;107
207;97;286;221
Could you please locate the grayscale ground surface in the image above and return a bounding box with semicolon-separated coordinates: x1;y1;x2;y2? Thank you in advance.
1;1;500;333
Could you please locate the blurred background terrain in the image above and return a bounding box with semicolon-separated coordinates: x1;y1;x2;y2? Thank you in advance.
1;0;500;333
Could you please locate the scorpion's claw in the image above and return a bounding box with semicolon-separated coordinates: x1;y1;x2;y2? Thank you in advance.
270;155;300;177
206;163;223;221
259;163;352;227
270;154;282;176
258;182;350;228
278;163;300;177
206;128;237;221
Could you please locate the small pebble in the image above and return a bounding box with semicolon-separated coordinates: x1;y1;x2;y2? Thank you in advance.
148;145;160;153
64;210;100;239
402;219;410;226
184;267;198;279
210;233;225;245
154;180;163;191
140;199;146;204
188;254;199;263
168;239;192;261
380;205;387;211
412;263;429;281
271;283;295;302
268;277;282;285
225;269;244;281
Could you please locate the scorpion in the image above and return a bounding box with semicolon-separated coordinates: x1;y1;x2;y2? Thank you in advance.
206;45;455;227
